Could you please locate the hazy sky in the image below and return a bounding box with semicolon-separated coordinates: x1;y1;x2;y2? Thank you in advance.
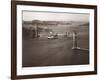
22;11;89;22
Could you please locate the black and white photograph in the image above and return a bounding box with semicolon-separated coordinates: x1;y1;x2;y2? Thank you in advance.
11;1;97;79
22;11;89;67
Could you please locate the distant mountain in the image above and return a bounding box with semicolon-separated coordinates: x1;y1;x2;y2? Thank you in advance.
23;20;88;26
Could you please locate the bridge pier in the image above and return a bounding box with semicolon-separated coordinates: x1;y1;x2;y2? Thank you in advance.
72;32;88;51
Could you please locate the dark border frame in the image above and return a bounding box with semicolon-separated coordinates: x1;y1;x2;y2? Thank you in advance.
11;1;97;80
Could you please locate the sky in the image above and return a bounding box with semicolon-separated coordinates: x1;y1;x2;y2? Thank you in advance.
22;10;89;22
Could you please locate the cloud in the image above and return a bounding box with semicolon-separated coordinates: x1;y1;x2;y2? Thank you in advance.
23;11;89;22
